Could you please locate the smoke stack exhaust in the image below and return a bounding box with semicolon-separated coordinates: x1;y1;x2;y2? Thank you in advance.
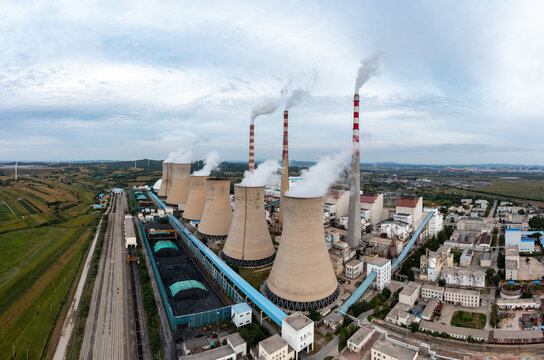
279;110;289;224
347;93;361;248
248;124;255;172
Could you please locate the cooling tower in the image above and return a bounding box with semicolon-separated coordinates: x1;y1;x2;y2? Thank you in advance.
166;162;173;195
181;175;208;222
279;110;289;225
196;179;233;240
347;93;361;249
157;161;169;198
264;195;339;311
222;184;276;267
165;163;191;208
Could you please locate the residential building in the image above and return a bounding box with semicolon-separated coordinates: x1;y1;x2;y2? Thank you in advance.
444;288;480;307
399;282;421;307
345;259;364;279
367;257;391;291
281;312;313;360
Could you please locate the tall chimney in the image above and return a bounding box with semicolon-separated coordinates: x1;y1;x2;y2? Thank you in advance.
248;124;255;172
157;161;169;198
279;110;289;225
347;93;361;249
265;195;339;311
222;184;275;266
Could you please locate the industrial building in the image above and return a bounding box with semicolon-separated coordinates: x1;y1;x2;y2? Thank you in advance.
421;284;444;301
443;288;480;307
254;334;294;360
281;312;314;360
231;302;252;328
398;281;421;307
441;268;486;287
419;245;453;281
346;327;373;354
345;259;364;279
505;229;536;252
395;197;423;228
265;195;339;311
366;257;391;291
360;193;386;226
197;179;233;241
222;184;276;267
505;245;520;280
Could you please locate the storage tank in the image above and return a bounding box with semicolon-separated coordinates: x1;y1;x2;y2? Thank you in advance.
166;163;191;208
264;195;339;311
196;179;233;240
182;175;208;222
157;161;170;198
428;254;437;269
222;184;275;267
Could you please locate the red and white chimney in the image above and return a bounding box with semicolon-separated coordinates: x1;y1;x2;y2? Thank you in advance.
248;123;255;172
347;93;361;249
279;110;289;224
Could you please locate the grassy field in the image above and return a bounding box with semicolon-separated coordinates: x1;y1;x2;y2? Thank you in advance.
0;170;103;360
470;177;544;203
450;311;486;329
238;267;271;290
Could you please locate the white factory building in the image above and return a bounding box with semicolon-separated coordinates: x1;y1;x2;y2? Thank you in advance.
360;194;386;226
281;312;314;360
505;229;535;252
380;219;411;241
367;257;391;291
424;207;444;236
395;197;423;228
441;268;486;287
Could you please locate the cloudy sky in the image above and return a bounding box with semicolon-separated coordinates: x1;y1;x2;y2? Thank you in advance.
1;1;543;164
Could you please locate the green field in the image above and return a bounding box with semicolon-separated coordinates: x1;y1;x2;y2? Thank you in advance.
450;311;486;329
470;177;544;203
0;172;103;360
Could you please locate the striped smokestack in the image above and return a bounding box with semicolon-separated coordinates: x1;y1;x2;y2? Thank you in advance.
347;93;361;249
279;110;289;224
248;124;255;172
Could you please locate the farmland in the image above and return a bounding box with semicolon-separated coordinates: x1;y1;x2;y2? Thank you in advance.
0;169;103;359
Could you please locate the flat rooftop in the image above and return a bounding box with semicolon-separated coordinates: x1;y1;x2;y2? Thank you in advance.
283;312;312;330
372;338;418;360
347;326;372;346
368;257;390;266
400;281;421;297
259;334;286;354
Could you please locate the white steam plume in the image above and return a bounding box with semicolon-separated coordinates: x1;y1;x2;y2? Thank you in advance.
165;146;192;164
285;151;350;198
285;88;309;110
354;52;382;93
250;100;279;124
240;160;281;186
192;151;220;176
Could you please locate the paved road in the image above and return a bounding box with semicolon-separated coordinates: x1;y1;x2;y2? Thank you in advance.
53;214;105;360
80;194;132;360
301;335;339;360
487;199;498;221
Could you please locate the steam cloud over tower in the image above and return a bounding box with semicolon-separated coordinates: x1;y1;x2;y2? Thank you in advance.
196;179;233;240
279;110;289;224
166;163;191;207
264;195;339;311
181;175;208;221
347;93;361;249
158;162;170;198
222;184;276;267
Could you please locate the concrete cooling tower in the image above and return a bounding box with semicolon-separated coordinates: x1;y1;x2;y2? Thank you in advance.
196;179;233;240
222;184;276;267
165;163;191;208
157;162;170;198
182;175;208;222
264;195;339;311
